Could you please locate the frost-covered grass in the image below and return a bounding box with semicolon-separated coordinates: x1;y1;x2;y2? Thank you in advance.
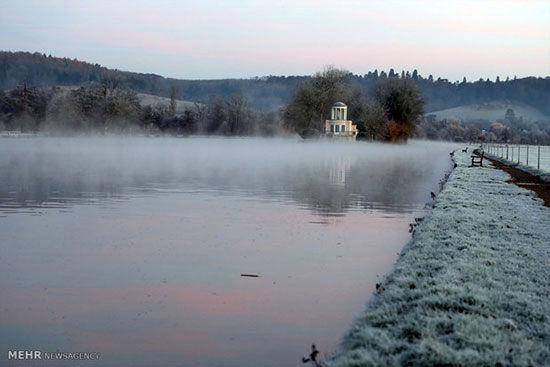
484;152;550;183
430;101;548;123
331;151;550;367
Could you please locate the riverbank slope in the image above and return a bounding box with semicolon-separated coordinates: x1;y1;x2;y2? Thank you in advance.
331;150;550;366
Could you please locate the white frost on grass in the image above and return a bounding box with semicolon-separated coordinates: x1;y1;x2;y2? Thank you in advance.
484;152;550;183
331;151;550;367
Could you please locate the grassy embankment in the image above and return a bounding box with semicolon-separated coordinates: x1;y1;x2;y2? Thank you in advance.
331;150;550;366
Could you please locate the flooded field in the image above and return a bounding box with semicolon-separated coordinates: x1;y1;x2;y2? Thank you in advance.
0;137;457;366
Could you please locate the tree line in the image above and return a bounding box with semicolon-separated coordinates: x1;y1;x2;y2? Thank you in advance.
1;66;425;142
0;80;283;136
2;70;548;144
416;109;550;144
2;51;549;115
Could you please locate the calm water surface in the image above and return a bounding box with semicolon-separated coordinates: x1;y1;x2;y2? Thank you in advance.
0;137;456;366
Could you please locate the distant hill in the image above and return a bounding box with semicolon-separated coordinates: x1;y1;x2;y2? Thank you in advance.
0;51;305;111
2;51;550;117
136;93;198;114
56;86;197;114
430;101;550;123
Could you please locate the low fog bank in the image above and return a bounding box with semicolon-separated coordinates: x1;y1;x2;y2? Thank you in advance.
0;138;459;215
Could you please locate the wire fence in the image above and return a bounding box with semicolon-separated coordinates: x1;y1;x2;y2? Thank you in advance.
482;143;550;173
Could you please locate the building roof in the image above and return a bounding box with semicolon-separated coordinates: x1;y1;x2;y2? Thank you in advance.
333;102;347;107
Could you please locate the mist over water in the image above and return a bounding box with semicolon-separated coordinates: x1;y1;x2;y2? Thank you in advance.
0;137;457;366
0;137;454;215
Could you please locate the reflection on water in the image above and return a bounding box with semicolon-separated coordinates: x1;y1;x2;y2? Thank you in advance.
0;137;456;366
0;138;450;217
328;157;350;187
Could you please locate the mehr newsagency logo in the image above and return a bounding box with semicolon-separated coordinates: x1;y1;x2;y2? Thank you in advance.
8;350;100;361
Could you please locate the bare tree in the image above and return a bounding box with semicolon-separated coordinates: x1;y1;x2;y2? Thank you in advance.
169;87;177;118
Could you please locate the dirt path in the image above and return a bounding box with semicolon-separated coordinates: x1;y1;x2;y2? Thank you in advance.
485;156;550;207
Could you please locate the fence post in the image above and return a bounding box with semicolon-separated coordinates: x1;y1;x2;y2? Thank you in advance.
518;145;520;164
526;145;529;166
506;145;509;160
537;145;540;169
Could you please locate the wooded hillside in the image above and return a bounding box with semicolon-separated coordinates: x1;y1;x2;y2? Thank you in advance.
2;51;549;117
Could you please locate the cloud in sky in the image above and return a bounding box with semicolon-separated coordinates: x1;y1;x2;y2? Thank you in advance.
1;0;549;80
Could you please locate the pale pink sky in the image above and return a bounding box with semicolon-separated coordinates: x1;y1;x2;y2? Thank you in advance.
1;0;549;81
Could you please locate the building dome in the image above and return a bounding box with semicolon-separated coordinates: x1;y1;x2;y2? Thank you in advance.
333;102;347;107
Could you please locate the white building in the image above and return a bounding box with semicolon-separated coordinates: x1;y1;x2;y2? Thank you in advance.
324;102;358;141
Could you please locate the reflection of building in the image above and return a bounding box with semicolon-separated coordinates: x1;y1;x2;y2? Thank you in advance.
324;102;358;141
328;156;352;186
